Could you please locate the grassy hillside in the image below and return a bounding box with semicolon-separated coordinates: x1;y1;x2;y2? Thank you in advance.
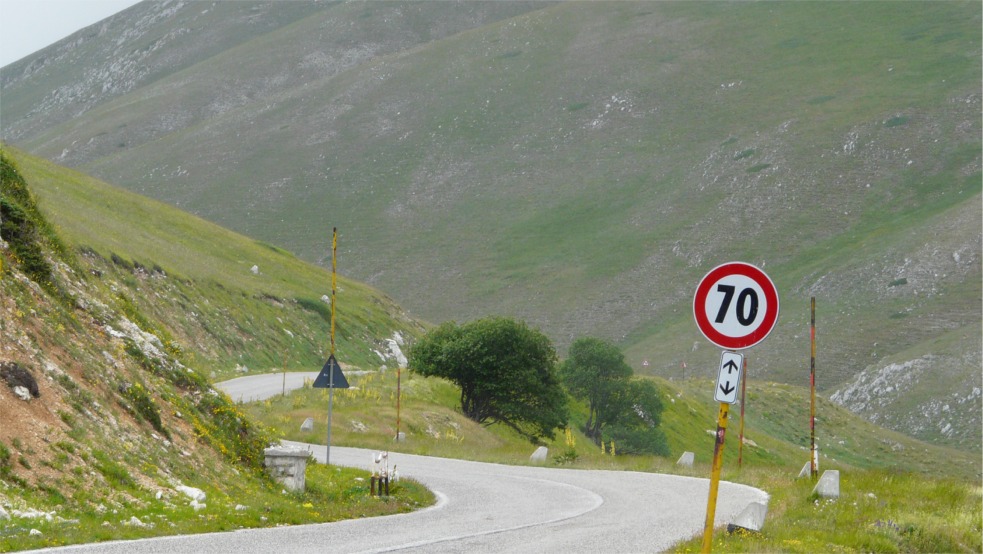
2;145;425;378
248;368;980;481
0;148;433;550
1;1;980;453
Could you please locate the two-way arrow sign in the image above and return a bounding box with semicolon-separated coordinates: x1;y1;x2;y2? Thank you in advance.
714;352;744;404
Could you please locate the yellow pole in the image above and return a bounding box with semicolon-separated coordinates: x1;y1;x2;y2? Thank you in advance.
701;402;730;554
326;228;338;464
331;227;337;356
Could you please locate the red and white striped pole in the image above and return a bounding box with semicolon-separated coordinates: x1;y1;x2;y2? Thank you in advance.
809;297;817;478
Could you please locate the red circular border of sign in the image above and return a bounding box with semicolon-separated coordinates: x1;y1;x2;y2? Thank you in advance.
693;262;780;350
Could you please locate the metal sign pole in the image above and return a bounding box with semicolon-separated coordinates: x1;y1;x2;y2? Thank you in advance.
327;228;338;465
701;402;730;553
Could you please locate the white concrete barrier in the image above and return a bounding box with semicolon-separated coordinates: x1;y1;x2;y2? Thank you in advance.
727;501;768;533
264;446;310;492
676;452;695;467
530;446;548;463
812;470;840;499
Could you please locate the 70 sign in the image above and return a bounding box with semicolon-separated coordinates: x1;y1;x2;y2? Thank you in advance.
693;262;779;351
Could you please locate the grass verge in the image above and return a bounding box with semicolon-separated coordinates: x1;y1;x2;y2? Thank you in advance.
672;466;982;553
0;462;433;551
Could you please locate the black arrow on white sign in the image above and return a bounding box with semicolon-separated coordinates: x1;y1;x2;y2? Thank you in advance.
714;351;744;404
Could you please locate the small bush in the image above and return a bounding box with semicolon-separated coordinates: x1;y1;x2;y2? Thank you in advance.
193;391;279;470
0;441;11;477
110;252;133;270
603;425;670;456
296;297;332;323
885;115;910;128
120;382;167;437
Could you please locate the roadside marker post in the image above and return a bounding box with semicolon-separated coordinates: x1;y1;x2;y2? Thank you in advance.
693;262;779;553
311;228;349;465
810;297;817;478
738;356;748;469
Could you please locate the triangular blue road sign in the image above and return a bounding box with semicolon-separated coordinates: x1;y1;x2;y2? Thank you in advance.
313;354;349;389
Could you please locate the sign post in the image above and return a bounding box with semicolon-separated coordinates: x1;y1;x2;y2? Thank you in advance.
694;262;779;553
312;228;349;465
702;402;730;553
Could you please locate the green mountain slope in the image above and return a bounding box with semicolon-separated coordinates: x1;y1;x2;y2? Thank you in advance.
1;144;425;378
0;146;437;550
1;2;980;451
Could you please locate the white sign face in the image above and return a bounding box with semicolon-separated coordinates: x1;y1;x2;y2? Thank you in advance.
703;274;768;338
693;262;780;350
714;351;744;404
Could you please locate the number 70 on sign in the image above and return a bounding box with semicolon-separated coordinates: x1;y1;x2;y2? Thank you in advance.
693;262;780;351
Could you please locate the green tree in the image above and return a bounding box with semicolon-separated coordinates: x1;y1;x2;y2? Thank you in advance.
560;337;668;456
408;317;568;442
560;337;631;442
603;379;669;456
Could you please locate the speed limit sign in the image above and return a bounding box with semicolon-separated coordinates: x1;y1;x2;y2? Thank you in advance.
693;262;779;350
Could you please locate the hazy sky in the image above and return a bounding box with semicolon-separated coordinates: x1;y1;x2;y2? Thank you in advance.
0;0;142;67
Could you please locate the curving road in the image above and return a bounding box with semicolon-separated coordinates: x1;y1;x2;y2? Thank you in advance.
216;371;321;403
38;374;768;553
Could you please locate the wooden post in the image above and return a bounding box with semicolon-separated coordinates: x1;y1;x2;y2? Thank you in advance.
738;356;747;468
395;365;402;441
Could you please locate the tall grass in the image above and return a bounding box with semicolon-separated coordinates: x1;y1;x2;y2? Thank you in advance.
673;467;982;553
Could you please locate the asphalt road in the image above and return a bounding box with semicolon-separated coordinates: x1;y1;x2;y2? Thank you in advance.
215;371;321;403
36;374;768;553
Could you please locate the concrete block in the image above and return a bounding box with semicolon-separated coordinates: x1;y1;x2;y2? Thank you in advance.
264;446;310;492
727;501;768;533
300;417;314;432
798;448;820;478
676;451;695;467
812;470;840;499
394;432;406;442
530;446;548;463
